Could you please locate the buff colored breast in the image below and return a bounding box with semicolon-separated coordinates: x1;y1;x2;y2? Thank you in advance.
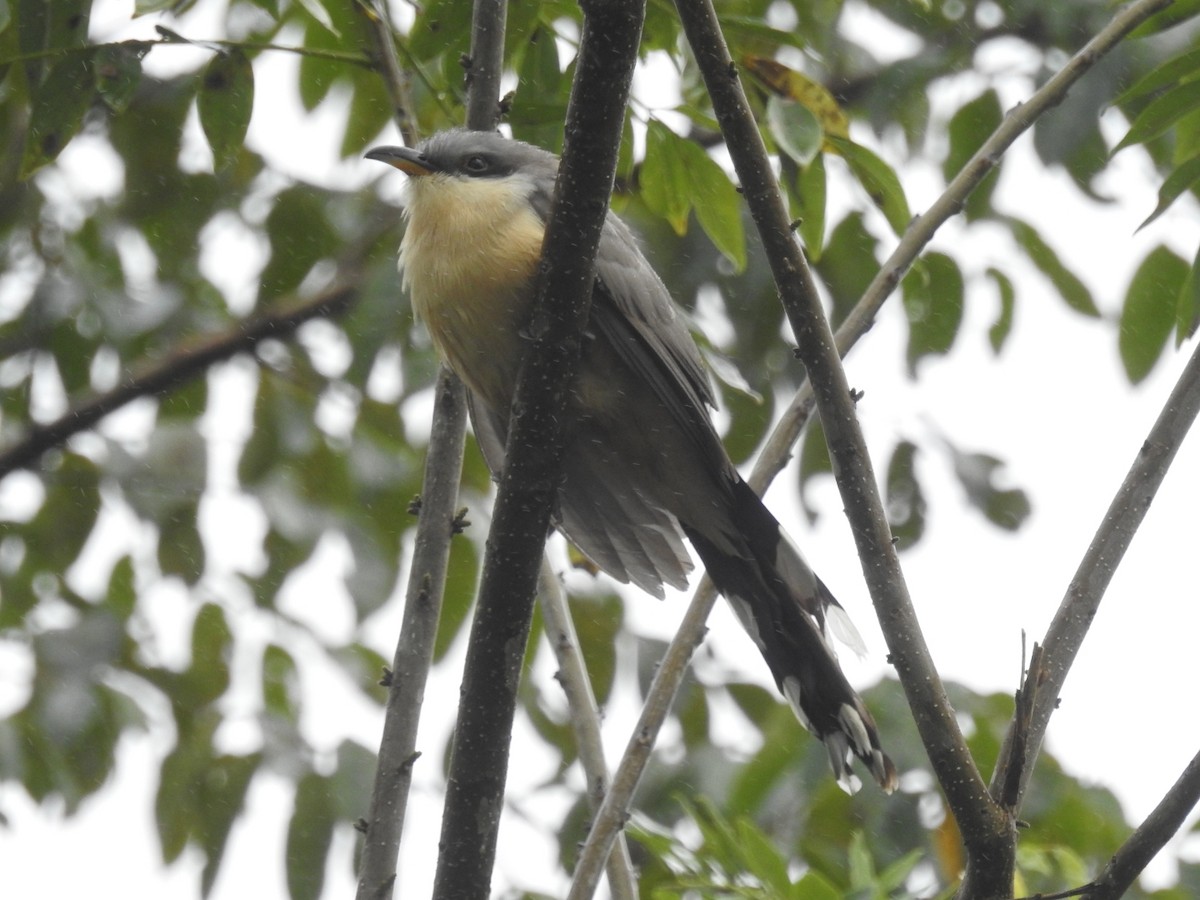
399;174;547;410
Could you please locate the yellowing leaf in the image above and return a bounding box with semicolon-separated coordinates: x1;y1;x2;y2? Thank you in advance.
743;56;849;142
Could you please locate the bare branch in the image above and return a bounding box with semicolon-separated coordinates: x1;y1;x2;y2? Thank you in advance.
431;2;645;895
991;339;1200;812
537;561;638;900
0;281;359;479
355;368;468;900
1088;745;1200;899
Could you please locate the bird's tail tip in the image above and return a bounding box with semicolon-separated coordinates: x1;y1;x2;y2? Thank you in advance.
824;703;899;794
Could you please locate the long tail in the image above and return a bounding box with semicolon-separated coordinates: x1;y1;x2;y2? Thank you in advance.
683;478;897;793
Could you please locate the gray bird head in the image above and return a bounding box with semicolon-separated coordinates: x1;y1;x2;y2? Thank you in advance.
365;130;559;202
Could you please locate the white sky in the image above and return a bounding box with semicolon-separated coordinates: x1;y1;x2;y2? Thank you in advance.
2;1;1199;898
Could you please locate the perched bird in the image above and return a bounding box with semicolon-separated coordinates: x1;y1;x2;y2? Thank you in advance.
367;129;896;792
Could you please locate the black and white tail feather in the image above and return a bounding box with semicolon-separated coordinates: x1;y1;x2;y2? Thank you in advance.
684;479;897;794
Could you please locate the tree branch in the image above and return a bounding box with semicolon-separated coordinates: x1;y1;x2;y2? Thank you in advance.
1087;745;1200;899
431;2;645;896
990;338;1200;817
537;561;638;900
0;281;359;479
672;0;1012;879
358;0;419;147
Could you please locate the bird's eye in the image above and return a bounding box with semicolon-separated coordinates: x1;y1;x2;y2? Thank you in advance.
463;155;489;174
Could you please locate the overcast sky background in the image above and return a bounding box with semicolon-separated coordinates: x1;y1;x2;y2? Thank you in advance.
2;1;1199;897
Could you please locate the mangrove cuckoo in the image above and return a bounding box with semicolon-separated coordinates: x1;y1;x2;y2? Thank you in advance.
367;130;896;792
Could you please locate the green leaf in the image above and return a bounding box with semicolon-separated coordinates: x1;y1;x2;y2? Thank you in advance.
816;211;880;327
294;0;340;38
768;95;822;167
1177;244;1200;344
94;42;148;113
901;251;964;374
946;444;1031;531
793;153;827;259
1130;0;1200;38
1007;217;1099;316
568;594;623;706
198;50;254;171
198;754;260;896
1114;45;1200;107
1138;152;1200;230
1119;245;1189;383
262;644;301;721
826;135;912;236
683;142;746;270
20;53;94;178
944;88;1003;220
798;416;832;524
986;266;1016;353
886;440;925;550
641;120;693;235
0;1;11;35
287;772;336;900
1115;80;1200;153
186;603;233;706
259;185;339;302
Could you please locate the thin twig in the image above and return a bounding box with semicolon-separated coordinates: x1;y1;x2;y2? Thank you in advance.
537;561;638;900
0;281;359;478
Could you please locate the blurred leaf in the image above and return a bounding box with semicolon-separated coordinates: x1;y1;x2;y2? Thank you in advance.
294;0;339;38
158;507;206;583
798;416;832;524
20;53;94;178
1114;46;1200;107
826;135;912;237
1177;244;1200;343
1115;80;1200;153
433;535;478;661
885;440;925;550
744;57;849;142
768;95;822;167
1007;217;1099;317
1138;152;1200;230
340;70;391;158
198;754;261;895
330;739;376;822
945;443;1031;531
198;50;255;171
986;266;1016;353
568;593;623;706
287;772;336;900
186;603;233;707
641;120;693;235
793;153;827;259
944;88;1002;220
901;251;964;374
1119;245;1189;383
93;42;148;113
262;644;301;721
260;186;339;302
816;212;880;327
1131;0;1200;40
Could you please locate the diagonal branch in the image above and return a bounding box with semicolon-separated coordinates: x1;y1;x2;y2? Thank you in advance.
0;280;359;479
1087;745;1200;899
990;338;1200;813
431;2;646;896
